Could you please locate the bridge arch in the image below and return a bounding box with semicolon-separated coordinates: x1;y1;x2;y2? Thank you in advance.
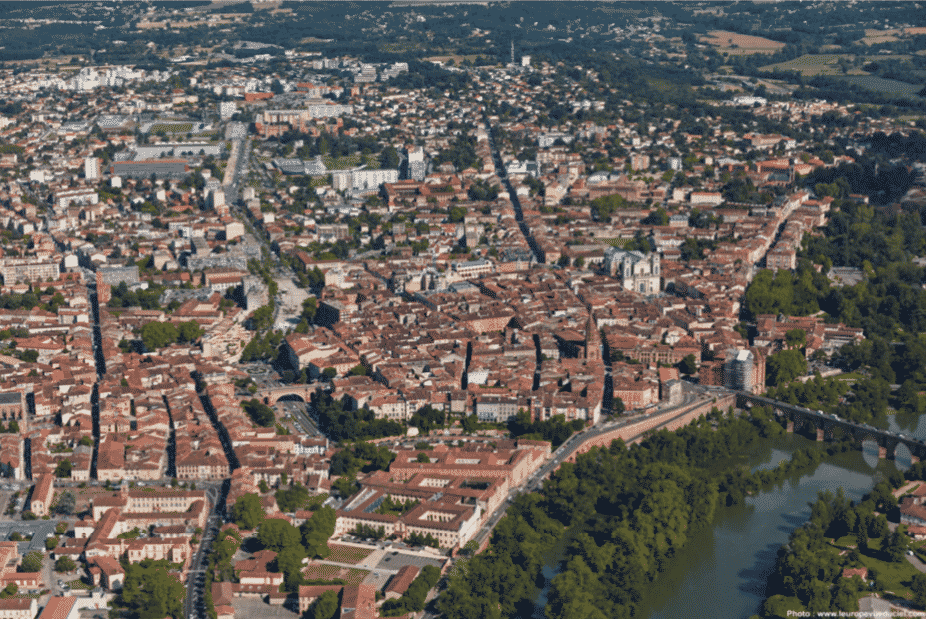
261;386;315;407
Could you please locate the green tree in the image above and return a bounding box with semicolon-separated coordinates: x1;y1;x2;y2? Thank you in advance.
785;328;807;349
19;551;42;573
230;493;265;530
242;399;275;427
54;556;76;572
913;572;926;609
119;559;185;619
55;491;75;515
140;321;179;351
678;354;698;375
309;590;340;619
300;506;336;559
885;525;909;562
177;320;204;343
416;452;430;463
257;519;301;552
0;584;16;599
766;349;808;386
54;459;72;478
379;146;400;169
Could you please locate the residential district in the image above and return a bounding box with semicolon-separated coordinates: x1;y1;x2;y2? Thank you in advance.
0;10;921;619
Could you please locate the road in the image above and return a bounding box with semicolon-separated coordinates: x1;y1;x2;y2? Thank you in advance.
184;512;221;619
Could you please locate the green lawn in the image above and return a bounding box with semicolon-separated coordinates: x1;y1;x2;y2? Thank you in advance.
149;123;193;134
852;537;922;600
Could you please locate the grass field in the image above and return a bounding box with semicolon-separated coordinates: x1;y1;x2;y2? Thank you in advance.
303;563;369;585
327;544;374;565
760;54;854;76
838;75;923;99
150;123;193;134
322;154;362;170
700;30;785;54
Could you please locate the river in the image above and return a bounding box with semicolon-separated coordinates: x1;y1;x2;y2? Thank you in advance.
534;426;912;619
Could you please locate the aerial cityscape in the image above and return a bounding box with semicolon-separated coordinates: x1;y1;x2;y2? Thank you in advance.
0;1;923;618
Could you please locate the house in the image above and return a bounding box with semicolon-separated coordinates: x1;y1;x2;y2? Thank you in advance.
0;598;36;619
36;597;78;619
30;474;54;517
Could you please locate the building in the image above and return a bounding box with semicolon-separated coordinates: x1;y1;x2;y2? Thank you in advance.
96;265;140;286
0;598;36;619
110;159;189;179
219;101;236;120
601;247;660;294
30;474;54;517
36;597;77;619
723;348;766;394
331;168;399;192
84;157;101;180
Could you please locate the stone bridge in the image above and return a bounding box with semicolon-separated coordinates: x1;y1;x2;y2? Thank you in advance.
259;386;316;406
737;392;926;462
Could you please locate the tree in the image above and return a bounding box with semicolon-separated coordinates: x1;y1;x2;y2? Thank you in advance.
242;399;275;427
55;556;76;572
416;452;430;463
766;349;808;386
54;459;72;478
913;572;926;609
678;354;698;375
885;525;909;562
461;414;479;433
258;518;301;552
230;493;265;530
120;559;186;619
309;590;340;619
785;328;807;349
301;506;336;559
275;483;310;513
20;350;37;363
379;146;400;169
0;584;16;599
55;491;75;515
177;320;204;343
140;321;179;351
19;551;42;573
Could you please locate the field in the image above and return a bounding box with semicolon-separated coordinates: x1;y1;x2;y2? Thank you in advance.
322;154;363;170
327;544;374;565
149;123;193;134
699;30;785;55
838;75;923;99
303;563;369;585
760;54;855;76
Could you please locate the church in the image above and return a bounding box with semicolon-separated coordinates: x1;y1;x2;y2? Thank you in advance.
601;247;661;294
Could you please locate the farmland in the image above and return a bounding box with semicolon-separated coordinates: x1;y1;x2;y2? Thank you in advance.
760;54;857;77
699;30;785;55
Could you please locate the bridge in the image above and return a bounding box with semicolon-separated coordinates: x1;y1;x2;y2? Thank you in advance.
737;392;926;462
259;385;315;406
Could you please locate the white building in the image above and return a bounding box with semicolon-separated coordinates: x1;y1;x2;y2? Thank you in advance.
331;168;398;192
602;247;660;294
84;157;100;180
219;101;236;120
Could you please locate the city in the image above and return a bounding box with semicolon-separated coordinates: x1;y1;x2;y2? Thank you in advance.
0;2;922;619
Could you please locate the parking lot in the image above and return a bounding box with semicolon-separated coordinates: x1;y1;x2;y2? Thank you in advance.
0;520;57;553
375;550;446;573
